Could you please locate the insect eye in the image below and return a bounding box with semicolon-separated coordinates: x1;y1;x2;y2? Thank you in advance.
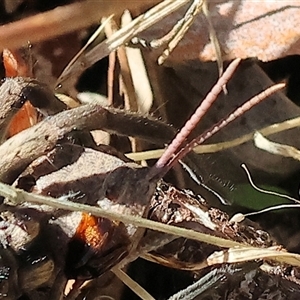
104;177;122;201
105;186;118;201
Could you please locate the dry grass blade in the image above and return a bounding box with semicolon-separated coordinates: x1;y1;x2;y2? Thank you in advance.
202;0;223;78
55;15;113;94
155;0;205;65
106;15;139;112
57;0;190;86
254;131;300;161
113;268;155;300
2;182;300;271
121;11;153;115
0;182;242;249
207;247;300;268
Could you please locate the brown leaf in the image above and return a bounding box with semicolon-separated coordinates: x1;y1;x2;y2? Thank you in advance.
141;0;300;63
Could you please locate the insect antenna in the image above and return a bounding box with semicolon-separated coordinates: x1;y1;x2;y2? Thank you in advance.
166;82;285;169
147;58;285;181
147;58;240;180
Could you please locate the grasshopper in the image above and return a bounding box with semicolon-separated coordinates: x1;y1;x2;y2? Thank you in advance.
0;55;298;300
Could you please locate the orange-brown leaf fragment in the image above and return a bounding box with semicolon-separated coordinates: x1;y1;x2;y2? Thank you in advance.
3;48;38;136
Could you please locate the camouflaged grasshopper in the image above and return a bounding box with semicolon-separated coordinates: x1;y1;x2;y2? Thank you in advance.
0;55;298;300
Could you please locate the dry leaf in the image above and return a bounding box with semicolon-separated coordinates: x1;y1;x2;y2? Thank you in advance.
140;0;300;63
